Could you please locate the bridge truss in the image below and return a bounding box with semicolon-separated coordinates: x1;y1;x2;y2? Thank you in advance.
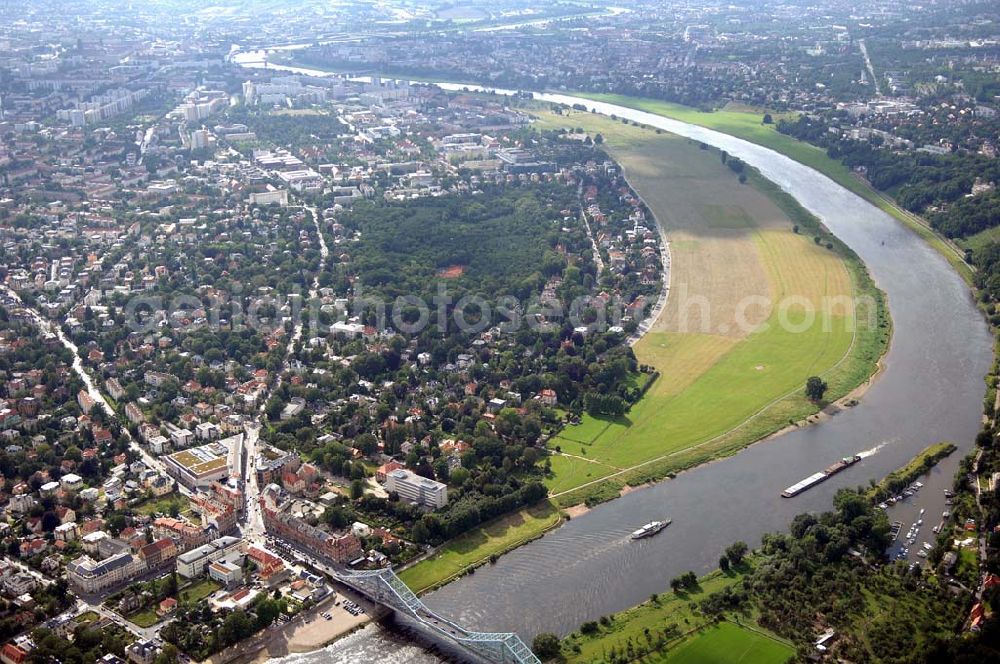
335;567;541;664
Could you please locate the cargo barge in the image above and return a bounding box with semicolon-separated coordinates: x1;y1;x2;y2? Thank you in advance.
781;455;862;498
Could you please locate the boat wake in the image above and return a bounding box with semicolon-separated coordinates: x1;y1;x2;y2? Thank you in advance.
858;439;894;458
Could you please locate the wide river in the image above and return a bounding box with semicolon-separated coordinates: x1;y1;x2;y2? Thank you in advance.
234;54;994;662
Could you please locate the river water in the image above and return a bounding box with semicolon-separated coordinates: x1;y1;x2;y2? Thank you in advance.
232;56;994;662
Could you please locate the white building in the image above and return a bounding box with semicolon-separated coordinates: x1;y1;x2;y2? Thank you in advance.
277;169;324;192
249;189;289;206
195;422;220;441
176;536;244;578
60;473;83;491
2;572;37;598
81;530;109;554
385;469;448;509
207;557;243;587
168;426;194;448
54;522;79;542
190;129;211;150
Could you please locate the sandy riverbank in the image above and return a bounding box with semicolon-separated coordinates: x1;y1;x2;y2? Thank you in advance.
256;604;370;661
212;596;372;664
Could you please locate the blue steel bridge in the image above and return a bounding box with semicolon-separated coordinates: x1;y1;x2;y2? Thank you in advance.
334;567;541;664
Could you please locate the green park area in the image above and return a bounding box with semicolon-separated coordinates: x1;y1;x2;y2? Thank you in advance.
132;492;189;517
128;608;160;629
127;577;222;629
180;578;222;605
559;564;791;664
399;501;563;593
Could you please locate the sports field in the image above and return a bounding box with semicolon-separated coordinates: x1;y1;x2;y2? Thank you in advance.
532;110;888;505
653;622;793;664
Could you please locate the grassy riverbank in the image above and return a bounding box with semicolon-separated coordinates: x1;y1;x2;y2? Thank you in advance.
531;109;889;508
554;455;962;663
557;561;792;664
398;501;563;594
570;92;973;284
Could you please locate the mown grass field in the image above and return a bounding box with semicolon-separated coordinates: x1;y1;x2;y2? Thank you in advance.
653;622;793;664
532;109;888;506
545;453;619;495
179;578;221;605
959;225;1000;254
560;569;741;662
128;609;159;628
571;92;973;283
398;501;563;593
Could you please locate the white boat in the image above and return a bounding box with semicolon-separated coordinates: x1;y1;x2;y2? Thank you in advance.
919;508;925;516
631;520;670;539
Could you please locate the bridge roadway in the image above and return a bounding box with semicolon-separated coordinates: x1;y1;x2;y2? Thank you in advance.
265;533;539;664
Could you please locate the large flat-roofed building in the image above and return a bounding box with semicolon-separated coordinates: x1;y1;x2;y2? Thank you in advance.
176;535;245;578
164;436;241;489
385;469;448;509
260;484;362;563
495;148;555;174
67;551;145;595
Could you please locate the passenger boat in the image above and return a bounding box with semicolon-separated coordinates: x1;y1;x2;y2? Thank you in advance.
631;520;671;539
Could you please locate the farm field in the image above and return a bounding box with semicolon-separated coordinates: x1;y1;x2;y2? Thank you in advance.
570;92;972;282
398;501;563;594
531;109;887;505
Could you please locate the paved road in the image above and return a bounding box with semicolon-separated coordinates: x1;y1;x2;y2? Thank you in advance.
858;39;882;95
